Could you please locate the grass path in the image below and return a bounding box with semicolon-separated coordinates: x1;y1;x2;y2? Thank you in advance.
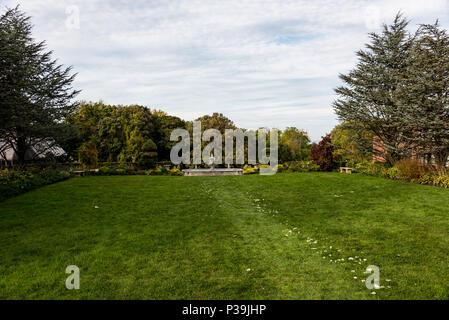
1;173;448;299
199;178;368;299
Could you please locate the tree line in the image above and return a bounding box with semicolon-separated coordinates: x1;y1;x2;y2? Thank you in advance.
66;103;313;168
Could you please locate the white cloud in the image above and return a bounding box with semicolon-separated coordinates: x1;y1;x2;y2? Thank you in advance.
2;0;449;140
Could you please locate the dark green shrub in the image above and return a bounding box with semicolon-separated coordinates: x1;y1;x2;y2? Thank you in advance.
355;161;383;176
147;168;163;175
0;169;71;202
116;169;125;175
99;166;110;175
286;161;320;172
78;141;98;168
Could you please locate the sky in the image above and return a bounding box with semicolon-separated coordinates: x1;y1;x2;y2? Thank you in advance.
2;0;449;141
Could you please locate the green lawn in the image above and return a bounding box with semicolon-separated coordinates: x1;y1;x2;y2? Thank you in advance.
1;173;448;299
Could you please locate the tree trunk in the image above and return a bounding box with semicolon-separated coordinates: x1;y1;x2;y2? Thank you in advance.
434;152;448;170
16;135;28;168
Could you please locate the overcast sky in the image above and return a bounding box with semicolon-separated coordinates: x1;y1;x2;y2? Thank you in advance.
3;0;449;140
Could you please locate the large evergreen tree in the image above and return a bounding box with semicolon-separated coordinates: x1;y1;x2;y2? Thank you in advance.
333;13;414;166
400;22;449;168
0;7;79;165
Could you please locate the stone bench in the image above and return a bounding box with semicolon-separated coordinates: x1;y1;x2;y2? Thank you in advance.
73;170;86;177
340;167;352;174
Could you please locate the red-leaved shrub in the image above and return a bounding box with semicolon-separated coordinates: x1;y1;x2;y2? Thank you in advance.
395;158;427;181
311;134;334;171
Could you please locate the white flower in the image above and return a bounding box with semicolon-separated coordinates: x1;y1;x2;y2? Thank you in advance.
354;276;358;279
351;270;355;273
94;206;99;209
371;292;376;295
246;268;251;272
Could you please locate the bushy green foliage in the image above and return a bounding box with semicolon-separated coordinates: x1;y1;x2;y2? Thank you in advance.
330;121;372;166
146;166;171;176
137;139;158;169
285;161;320;172
115;169;125;175
354;162;384;176
381;167;400;179
276;164;285;172
0;169;70;201
68;102;162;166
99;166;110;175
146;168;162;176
279;127;311;162
78;141;98;168
355;158;449;189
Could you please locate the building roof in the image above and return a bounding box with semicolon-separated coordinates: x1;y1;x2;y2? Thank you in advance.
0;139;65;161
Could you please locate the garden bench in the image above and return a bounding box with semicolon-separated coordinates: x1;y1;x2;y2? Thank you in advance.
74;170;86;177
340;167;352;174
